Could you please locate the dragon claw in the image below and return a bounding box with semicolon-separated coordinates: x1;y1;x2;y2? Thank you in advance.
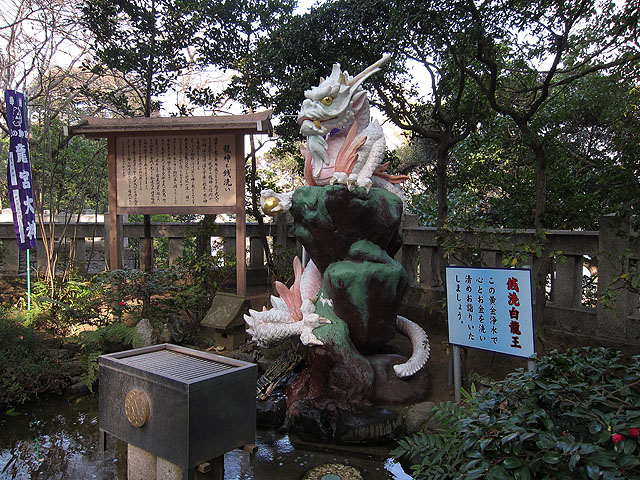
330;172;349;185
356;176;373;192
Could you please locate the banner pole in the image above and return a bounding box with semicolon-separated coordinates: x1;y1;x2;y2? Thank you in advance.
26;248;31;310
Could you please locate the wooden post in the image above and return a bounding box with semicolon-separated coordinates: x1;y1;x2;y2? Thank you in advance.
235;134;246;297
107;136;121;271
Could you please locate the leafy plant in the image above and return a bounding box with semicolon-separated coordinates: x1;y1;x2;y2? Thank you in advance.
26;273;97;335
170;246;236;325
0;310;69;407
393;347;640;479
74;322;141;390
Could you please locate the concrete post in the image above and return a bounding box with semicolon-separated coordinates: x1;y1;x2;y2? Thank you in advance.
596;215;632;339
128;445;224;480
223;236;235;261
156;456;182;479
402;245;418;284
249;236;264;268
274;213;290;249
37;239;48;274
71;237;87;273
419;246;441;288
552;254;583;308
3;239;19;274
168;238;184;267
127;444;157;480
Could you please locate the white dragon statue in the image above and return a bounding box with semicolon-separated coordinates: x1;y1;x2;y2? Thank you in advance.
245;256;430;378
245;57;430;379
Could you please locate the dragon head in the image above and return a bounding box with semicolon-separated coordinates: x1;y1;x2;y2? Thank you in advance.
297;55;390;173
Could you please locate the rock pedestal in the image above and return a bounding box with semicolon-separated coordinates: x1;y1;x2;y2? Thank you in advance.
283;185;430;443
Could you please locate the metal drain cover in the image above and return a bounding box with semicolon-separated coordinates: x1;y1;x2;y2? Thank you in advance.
303;463;363;480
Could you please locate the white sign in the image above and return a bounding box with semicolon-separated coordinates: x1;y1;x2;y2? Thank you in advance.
116;134;236;209
446;266;535;358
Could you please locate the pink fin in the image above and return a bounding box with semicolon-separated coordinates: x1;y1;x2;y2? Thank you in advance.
302;144;318;186
374;162;409;184
335;123;367;175
273;256;304;322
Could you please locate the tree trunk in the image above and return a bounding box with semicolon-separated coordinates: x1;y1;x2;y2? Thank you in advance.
435;145;449;231
249;134;274;275
196;215;216;256
520;122;550;340
142;215;152;272
141;0;156;272
434;143;450;287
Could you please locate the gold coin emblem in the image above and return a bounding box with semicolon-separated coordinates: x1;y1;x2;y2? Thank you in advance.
124;389;150;428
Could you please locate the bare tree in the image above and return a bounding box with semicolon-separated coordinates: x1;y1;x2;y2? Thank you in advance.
1;0;113;293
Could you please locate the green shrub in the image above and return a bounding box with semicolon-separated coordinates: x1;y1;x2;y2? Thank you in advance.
0;311;69;407
393;348;640;479
27;274;97;335
74;321;141;390
23;245;234;337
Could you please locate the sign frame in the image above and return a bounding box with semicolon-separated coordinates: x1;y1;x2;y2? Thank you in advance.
68;112;273;298
445;265;535;358
445;265;537;404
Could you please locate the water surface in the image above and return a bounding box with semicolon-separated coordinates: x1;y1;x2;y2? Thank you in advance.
0;395;410;479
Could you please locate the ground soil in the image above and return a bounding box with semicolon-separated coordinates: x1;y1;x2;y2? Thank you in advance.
0;276;29;306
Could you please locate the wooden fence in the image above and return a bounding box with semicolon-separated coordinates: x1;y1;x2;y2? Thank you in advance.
1;213;638;350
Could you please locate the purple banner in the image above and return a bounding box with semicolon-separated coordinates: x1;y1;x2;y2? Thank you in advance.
5;90;36;250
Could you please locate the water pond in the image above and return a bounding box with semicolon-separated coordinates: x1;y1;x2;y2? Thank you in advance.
0;395;411;479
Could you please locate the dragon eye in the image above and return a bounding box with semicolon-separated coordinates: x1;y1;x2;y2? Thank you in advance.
320;96;334;106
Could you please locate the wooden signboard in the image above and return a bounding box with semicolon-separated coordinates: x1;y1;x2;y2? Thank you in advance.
67;112;273;297
115;134;237;213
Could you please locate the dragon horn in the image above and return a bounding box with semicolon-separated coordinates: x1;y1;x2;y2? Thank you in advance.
329;63;342;81
348;54;391;90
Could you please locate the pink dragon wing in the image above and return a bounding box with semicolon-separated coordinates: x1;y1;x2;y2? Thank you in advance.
273;256;304;322
334;122;367;175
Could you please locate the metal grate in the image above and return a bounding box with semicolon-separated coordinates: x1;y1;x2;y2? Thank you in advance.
118;349;235;381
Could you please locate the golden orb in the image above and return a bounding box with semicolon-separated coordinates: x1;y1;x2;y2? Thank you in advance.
262;197;280;215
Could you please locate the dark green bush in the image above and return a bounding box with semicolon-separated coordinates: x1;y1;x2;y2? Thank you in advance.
24;246;235;337
26;273;97;335
393;348;640;479
74;321;141;390
0;311;68;407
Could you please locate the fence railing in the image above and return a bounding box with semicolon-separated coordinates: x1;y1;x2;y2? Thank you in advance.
0;212;297;279
398;215;639;350
1;213;637;349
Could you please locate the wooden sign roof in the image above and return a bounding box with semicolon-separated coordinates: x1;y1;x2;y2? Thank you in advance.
66;110;273;137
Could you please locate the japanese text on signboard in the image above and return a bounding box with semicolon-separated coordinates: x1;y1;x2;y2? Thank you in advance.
445;266;535;358
116;134;236;209
5;90;36;250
